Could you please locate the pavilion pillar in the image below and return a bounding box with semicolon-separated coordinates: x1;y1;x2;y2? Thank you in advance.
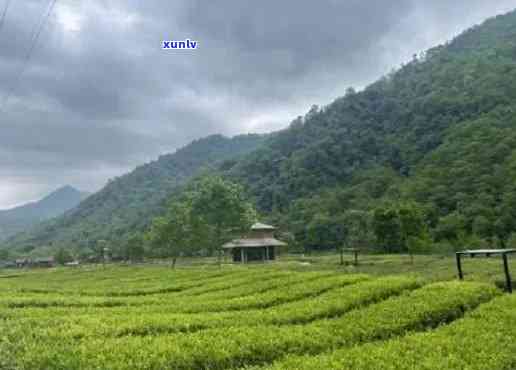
241;248;245;264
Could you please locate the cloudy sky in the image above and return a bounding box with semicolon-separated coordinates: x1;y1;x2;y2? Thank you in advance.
1;0;516;209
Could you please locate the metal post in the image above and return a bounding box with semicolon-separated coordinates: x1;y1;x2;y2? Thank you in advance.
503;253;512;293
354;250;358;266
456;253;463;280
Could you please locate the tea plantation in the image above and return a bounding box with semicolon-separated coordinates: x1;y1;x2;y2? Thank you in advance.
0;264;514;369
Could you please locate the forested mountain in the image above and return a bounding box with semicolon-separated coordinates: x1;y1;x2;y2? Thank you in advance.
4;134;266;252
0;186;88;241
6;9;516;255
229;11;516;209
223;9;516;250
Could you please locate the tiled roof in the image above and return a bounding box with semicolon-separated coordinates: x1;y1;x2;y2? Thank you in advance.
222;237;286;249
35;257;54;263
251;222;276;230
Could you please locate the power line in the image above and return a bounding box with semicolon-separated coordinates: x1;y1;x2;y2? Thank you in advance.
0;0;11;32
0;0;57;112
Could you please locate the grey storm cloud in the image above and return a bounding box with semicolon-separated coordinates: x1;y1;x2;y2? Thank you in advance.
1;0;516;208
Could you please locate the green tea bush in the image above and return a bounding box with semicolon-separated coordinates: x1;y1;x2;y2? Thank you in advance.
0;271;357;311
8;275;412;339
264;292;516;370
10;281;497;369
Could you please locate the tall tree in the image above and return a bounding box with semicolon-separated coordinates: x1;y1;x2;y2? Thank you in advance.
54;247;73;265
187;176;256;261
147;201;192;268
372;206;402;253
398;202;425;263
340;210;372;264
123;234;145;263
147;176;256;266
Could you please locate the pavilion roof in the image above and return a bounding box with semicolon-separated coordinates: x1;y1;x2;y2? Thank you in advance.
222;238;286;249
251;222;276;230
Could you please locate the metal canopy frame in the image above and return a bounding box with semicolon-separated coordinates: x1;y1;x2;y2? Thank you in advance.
455;249;516;293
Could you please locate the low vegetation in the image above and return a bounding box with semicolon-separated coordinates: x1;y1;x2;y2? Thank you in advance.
0;264;509;369
262;292;516;370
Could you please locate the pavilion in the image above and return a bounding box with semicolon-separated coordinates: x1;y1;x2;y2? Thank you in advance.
222;222;286;263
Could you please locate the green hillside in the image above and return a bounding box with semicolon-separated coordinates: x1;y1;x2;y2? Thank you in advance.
224;10;516;250
4;134;267;252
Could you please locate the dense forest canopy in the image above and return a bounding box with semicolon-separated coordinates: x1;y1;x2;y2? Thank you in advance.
4;9;516;257
225;9;516;252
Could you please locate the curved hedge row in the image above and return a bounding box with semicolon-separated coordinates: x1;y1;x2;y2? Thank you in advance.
263;291;516;370
7;281;498;369
6;276;415;340
0;266;235;295
0;272;362;311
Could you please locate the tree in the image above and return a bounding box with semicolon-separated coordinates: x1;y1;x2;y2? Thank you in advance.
54;247;73;265
77;247;94;263
147;176;256;267
507;232;516;249
407;229;435;255
22;245;35;253
341;210;372;265
306;213;343;252
398;202;425;263
94;240;109;262
344;210;371;249
187;176;256;262
434;212;467;243
372;203;425;259
123;234;145;263
147;201;192;268
372;206;401;253
0;249;9;261
472;215;491;238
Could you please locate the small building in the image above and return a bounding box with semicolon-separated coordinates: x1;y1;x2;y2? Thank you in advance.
34;257;55;268
223;222;286;263
15;258;30;268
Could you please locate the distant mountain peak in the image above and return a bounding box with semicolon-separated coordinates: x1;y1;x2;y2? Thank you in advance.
56;184;78;192
0;185;88;241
